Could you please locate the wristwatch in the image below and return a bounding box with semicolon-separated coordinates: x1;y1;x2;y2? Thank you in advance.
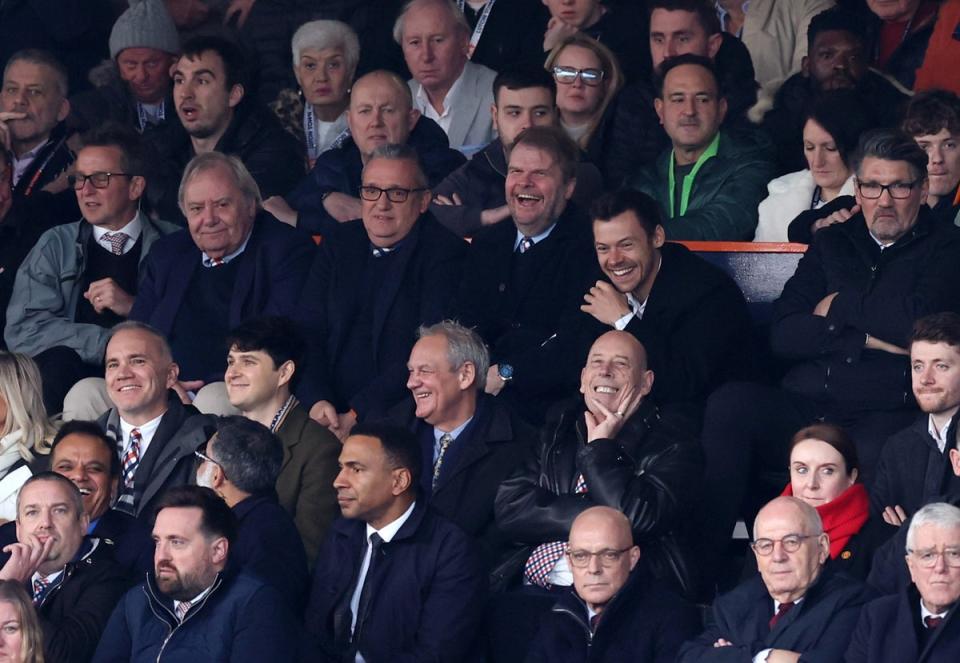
498;364;514;383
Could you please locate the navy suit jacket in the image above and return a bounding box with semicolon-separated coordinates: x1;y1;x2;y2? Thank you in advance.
296;214;467;416
130;213;314;345
677;570;870;662
847;585;960;663
305;500;486;662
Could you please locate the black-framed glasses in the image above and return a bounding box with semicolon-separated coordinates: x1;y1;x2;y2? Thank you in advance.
566;547;632;568
907;547;960;568
68;172;136;190
359;185;428;203
751;534;816;556
855;178;923;199
552;66;605;87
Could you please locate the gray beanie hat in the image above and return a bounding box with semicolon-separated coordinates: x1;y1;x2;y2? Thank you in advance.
109;0;180;59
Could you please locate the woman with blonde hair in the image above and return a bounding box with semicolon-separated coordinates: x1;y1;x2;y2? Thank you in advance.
0;580;44;662
0;353;56;475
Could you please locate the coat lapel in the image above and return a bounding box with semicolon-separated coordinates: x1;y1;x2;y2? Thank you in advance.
370;222;420;357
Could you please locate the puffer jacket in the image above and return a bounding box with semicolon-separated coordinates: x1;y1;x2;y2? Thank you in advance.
494;398;703;598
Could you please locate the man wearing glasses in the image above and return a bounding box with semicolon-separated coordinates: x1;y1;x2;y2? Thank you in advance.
296;143;466;440
694;129;960;600
527;506;700;662
679;496;869;662
849;502;960;661
5;123;176;413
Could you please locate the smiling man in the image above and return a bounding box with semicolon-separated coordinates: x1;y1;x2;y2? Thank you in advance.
527;506;700;663
296;144;466;439
457;125;596;424
0;472;128;663
5;123;176;413
678;496;869;662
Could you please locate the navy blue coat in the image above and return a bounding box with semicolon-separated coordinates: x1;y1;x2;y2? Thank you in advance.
285;116;465;236
295;213;466;416
129;213;314;382
526;569;700;663
846;585;960;663
305;500;486;662
93;571;297;663
677;570;870;662
229;492;309;616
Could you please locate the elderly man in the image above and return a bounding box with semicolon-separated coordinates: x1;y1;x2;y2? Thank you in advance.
195;416;309;614
5;124;176;413
430;66;602;237
457;126;597;423
626;54;773;241
580;188;755;420
873;313;960;528
224;316;339;565
129;151;313;406
154;34;303;220
527;506;700;663
0;473;128;663
393;320;534;574
306;423;485;661
848;502;960;661
297;143;466;437
94;486;297;661
275;69;465;236
678;496;869;662
396;0;497;155
0;49;74;206
695;129;960;598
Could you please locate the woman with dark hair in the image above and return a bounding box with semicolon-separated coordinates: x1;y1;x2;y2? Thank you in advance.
756;90;872;241
0;580;44;662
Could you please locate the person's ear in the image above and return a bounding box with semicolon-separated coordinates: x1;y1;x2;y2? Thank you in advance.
277;360;295;388
211;537;229;565
707;33;722;59
227;83;244;108
654;98;664;126
392;466;412;495
950;448;960;477
458;361;476;391
628;545;641;570
801;55;810;78
652;225;665;249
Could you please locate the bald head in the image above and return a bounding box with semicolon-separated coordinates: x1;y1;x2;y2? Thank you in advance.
753;496;830;604
348;70;420;159
580;331;654;417
753;496;823;540
570;506;634;548
568;506;640;613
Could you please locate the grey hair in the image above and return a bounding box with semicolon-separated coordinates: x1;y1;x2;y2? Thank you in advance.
291;20;360;80
753;496;824;540
366;143;429;188
906;502;960;551
178;151;262;212
3;48;69;97
393;0;470;44
209;416;283;494
107;320;174;364
852;128;931;181
0;352;55;461
417;320;490;391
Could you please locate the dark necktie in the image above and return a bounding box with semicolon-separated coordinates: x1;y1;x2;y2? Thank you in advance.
102;231;129;255
925;615;944;629
353;533;384;643
769;601;795;630
517;237;534;254
590;613;601;633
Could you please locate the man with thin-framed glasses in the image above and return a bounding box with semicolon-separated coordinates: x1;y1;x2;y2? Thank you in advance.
5;122;176;413
848;501;960;661
527;506;700;663
679;496;869;662
296;143;467;441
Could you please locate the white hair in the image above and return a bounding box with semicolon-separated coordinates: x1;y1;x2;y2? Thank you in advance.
291;20;360;80
393;0;470;44
906;502;960;551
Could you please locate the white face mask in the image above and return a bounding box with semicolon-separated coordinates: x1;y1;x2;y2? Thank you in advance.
196;463;216;489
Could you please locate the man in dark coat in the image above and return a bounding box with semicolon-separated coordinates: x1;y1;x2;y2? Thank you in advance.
678;496;870;662
195;416;309;615
296;144;466;437
457;126;597;424
279;69;465;237
581;189;756;422
526;506;700;663
849;502;960;662
129;152;314;390
305;423;485;661
0;473;129;663
391;321;534;574
93;486;298;662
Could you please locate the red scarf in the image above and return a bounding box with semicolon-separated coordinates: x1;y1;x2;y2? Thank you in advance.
780;483;869;559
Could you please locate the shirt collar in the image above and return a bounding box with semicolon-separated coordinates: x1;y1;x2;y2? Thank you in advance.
365;500;416;544
920;596;950;621
415;67;467;117
433;416;473;445
201;231;251;267
11;139;50;185
927;414;950;453
91;211;144;246
514;222;558;250
119;411;165;446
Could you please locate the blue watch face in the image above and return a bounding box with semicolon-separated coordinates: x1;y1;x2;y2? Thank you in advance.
498;364;514;380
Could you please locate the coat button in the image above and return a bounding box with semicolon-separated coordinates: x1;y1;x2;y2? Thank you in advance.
827;324;836;332
498;283;506;292
845;357;853;364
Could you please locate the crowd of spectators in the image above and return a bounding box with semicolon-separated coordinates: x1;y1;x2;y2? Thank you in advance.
1;0;960;661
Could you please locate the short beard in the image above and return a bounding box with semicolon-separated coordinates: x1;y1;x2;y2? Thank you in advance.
155;566;211;602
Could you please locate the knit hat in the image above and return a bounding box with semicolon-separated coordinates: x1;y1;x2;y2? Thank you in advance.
109;0;180;60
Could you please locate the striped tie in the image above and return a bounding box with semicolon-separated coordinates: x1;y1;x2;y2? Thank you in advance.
176;600;191;621
32;576;49;604
523;474;589;587
102;231;129;255
122;428;142;491
432;433;454;489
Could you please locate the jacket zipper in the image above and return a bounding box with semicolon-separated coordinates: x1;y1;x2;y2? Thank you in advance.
148;576;222;662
